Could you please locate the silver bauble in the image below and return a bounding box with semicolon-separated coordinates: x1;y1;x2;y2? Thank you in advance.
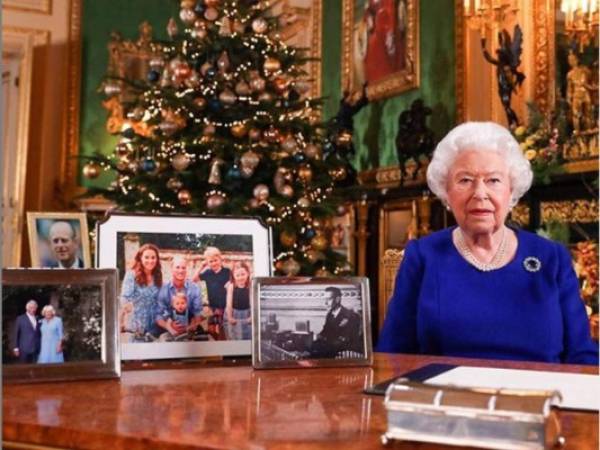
252;18;268;34
280;136;297;154
179;8;196;24
206;193;226;209
219;89;237;105
253;184;270;203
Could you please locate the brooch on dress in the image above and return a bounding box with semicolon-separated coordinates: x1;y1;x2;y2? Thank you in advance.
523;256;541;272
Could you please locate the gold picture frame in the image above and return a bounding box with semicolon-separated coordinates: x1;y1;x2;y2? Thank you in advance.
26;212;91;269
342;0;419;101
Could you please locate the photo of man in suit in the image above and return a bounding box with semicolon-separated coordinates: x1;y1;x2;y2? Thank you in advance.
47;221;84;269
311;287;363;358
13;300;41;363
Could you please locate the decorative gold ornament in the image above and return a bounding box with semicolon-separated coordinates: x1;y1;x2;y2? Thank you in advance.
208;158;224;185
83;162;101;179
264;127;280;143
303;143;321;159
311;234;329;251
264;57;282;74
217;51;231;72
235;80;250;96
249;76;266;92
315;268;332;277
219;89;237;105
240;150;260;177
336;130;353;147
298;197;311;208
280;230;297;247
249;128;261;140
281;257;301;276
273;76;288;93
294;79;311;94
172;152;191;171
297;164;313;183
231;123;248;138
194;97;207;109
258;92;274;103
329;167;347;181
219;16;233;36
306;250;325;263
177;189;192;205
167;177;183;191
203;124;216;136
280;184;294;197
280;136;297;153
205;0;220;6
167;18;179;38
180;0;195;8
204;7;219;21
206;193;226;209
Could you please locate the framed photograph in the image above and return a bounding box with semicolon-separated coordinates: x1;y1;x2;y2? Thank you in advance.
329;204;356;269
96;213;273;361
342;0;419;101
2;268;120;383
252;277;372;369
26;212;91;269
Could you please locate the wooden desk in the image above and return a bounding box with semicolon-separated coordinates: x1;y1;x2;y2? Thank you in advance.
3;354;598;449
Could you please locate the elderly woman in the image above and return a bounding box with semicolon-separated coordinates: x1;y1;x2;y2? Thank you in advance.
378;122;598;365
38;305;64;364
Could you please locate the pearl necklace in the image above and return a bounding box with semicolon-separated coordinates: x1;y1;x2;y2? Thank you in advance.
454;227;507;272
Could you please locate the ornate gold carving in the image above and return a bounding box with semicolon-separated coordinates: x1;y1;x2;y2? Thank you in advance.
62;0;83;202
541;199;599;223
455;0;466;122
357;165;427;189
341;0;419;101
2;26;49;45
379;248;404;331
533;0;555;114
511;203;530;226
563;158;599;173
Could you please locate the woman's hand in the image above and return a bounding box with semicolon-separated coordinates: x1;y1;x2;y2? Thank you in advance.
56;342;62;354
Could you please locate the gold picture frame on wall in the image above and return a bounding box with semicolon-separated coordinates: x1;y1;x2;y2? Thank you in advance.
342;0;419;101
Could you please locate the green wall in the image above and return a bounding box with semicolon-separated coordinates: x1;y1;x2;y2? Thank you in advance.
79;0;456;187
79;0;179;188
321;0;457;171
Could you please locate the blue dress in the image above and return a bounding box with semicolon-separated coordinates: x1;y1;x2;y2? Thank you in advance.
37;317;64;364
377;227;599;365
121;271;160;342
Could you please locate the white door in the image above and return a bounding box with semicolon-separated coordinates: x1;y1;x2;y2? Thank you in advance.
2;32;34;267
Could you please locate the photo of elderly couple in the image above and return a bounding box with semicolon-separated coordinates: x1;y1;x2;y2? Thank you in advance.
2;285;103;365
117;232;254;344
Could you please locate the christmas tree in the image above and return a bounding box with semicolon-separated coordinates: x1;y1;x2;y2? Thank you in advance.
83;0;358;276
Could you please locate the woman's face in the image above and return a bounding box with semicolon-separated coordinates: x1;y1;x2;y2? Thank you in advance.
446;149;512;236
233;267;249;287
43;309;54;319
140;249;158;273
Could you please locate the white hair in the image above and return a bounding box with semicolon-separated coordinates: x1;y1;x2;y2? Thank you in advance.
26;300;38;308
41;305;55;316
426;121;533;207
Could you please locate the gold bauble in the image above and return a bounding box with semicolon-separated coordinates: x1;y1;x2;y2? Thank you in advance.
203;124;216;136
281;257;301;276
83;162;101;179
329;167;347;181
280;184;294;197
279;230;297;247
336;130;353;147
194;97;207;109
172;152;191;171
206;193;226;209
219;89;237;105
273;76;288;94
231;123;248;138
311;234;329;251
204;7;219;21
280;136;297;153
311;218;324;230
205;0;220;6
264;57;282;74
264;127;280;143
297;164;313;183
235;80;250;96
180;0;195;8
166;177;183;191
177;189;192;205
298;197;311;208
303;143;322;160
249;128;262;140
249;76;266;92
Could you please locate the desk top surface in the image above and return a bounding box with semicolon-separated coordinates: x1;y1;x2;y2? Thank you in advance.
3;353;599;450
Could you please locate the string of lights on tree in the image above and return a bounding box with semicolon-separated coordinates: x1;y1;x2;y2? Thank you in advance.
83;0;358;276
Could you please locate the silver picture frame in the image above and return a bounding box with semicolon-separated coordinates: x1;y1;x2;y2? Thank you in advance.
252;276;372;369
2;268;120;383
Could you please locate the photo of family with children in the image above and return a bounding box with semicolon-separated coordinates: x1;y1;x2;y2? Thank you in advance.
116;232;254;345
